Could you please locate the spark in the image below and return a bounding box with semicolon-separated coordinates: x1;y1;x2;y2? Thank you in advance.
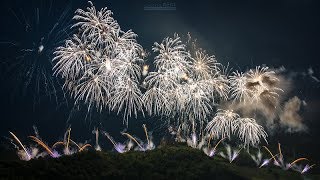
259;154;278;168
278;143;282;159
213;137;226;152
263;146;278;162
66;128;71;150
52;141;64;148
104;132;117;147
9;131;31;161
92;128;101;151
288;158;308;168
121;132;144;151
70;139;81;150
142;65;149;76
301;164;316;174
143;124;150;147
104;132;127;153
29;136;56;157
219;144;242;163
79;144;92;152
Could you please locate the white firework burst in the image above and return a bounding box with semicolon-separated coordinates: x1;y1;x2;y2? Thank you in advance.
229;71;251;102
140;33;236;138
109;77;144;125
234;117;268;148
191;50;219;80
229;66;283;104
152;34;191;71
205;109;239;140
53;34;94;80
72;1;119;45
74;71;109;111
246;66;282;103
182;81;212;122
53;1;145;124
142;87;171;116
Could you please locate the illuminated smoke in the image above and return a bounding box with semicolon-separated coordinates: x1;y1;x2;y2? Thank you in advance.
279;96;307;132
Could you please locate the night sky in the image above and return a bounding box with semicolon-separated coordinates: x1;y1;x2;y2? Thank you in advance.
0;0;319;161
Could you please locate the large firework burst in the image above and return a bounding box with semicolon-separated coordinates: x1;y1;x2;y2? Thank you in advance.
53;1;146;125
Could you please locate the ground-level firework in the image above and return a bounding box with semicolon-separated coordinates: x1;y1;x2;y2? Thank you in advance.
5;127;316;177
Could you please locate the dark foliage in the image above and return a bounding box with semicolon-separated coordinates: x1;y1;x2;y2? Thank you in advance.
0;145;319;179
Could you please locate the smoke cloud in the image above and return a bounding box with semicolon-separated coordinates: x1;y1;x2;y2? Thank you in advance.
279;96;307;132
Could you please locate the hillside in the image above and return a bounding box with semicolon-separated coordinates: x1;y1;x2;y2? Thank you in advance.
0;145;319;179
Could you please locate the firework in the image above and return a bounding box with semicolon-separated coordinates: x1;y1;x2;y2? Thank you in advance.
143;124;153;150
248;148;277;168
52;141;64;148
258;157;274;168
301;164;316;174
92;127;101;151
72;1;119;45
79;144;92;152
203;137;226;157
229;71;250;102
187;132;202;149
152;34;191;71
53;1;145;125
229;66;283;107
288;158;309;169
219;144;242;163
2;1;72;103
205;109;239;140
262;143;310;171
104;132;127;153
29;136;59;158
121;132;144;151
49;1;310;152
9;131;31;161
234;118;268;148
249;150;262;166
144;34;230;137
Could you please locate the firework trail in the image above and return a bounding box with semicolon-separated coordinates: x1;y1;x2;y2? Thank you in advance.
79;144;92;152
52;141;64;148
143;124;150;147
251;148;278;168
121;132;144;151
212;137;226;152
9;131;31;161
219;144;242;163
103;132;127;153
262;143;310;171
301;164;316;174
104;132;117;148
262;146;277;162
29;136;58;158
288;158;309;168
249;150;262;166
204;137;226;157
92;127;101;151
64;128;72;154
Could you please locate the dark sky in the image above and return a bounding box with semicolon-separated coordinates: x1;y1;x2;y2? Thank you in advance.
0;0;319;158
